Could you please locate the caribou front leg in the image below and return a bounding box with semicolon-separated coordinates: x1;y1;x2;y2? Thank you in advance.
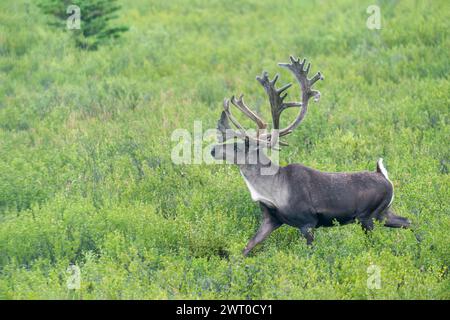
243;205;282;256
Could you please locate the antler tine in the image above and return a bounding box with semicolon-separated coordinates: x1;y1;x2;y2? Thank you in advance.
230;95;268;130
276;56;324;137
256;71;285;128
222;98;248;137
256;70;301;147
221;98;274;147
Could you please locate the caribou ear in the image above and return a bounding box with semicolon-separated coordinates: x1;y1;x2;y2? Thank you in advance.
217;111;231;142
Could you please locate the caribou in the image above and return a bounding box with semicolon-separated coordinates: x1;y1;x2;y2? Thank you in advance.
210;56;411;256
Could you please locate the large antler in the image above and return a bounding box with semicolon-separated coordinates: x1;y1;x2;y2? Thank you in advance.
218;99;273;147
230;95;268;131
275;56;323;137
218;56;323;148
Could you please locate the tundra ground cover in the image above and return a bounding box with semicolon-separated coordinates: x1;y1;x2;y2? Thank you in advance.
0;0;449;299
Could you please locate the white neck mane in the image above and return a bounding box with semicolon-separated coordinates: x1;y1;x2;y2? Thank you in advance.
240;169;276;208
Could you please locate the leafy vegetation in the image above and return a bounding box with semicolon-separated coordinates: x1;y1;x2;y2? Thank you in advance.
0;0;449;299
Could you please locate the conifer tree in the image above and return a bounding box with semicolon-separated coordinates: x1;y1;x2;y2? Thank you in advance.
39;0;128;50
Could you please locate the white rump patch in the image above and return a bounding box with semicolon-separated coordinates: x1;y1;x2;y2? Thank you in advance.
378;158;394;207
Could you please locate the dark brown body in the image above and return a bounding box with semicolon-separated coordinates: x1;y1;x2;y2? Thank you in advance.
234;155;411;256
278;164;393;229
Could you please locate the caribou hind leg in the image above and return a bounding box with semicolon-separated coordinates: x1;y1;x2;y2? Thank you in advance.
382;209;411;228
300;226;315;245
359;195;396;232
360;217;374;233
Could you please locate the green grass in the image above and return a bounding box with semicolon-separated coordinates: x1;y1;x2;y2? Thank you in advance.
0;0;449;299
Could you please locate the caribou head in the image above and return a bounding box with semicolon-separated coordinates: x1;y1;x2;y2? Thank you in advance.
211;56;411;256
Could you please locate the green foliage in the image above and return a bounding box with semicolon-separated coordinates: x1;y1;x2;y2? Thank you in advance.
0;0;449;299
38;0;128;50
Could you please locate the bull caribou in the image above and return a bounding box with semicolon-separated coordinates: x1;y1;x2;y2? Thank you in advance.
210;56;411;256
